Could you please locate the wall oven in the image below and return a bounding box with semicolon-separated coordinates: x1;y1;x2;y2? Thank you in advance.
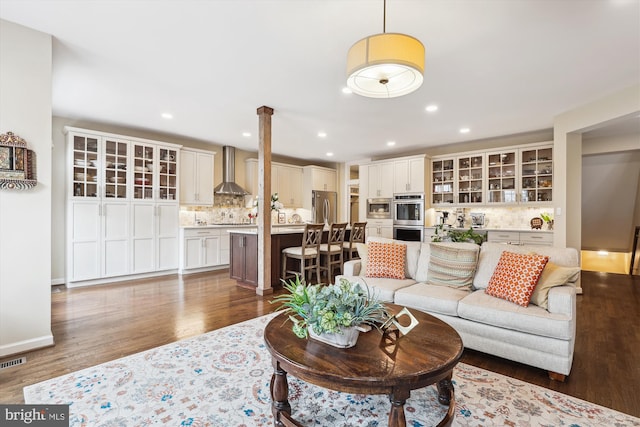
393;226;424;242
366;198;392;219
393;193;425;242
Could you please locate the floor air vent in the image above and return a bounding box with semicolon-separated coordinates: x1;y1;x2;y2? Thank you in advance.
0;356;26;370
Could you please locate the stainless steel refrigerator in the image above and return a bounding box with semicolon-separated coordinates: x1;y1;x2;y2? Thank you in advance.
312;190;337;225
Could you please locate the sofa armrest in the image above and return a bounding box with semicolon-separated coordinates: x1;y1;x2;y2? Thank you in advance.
547;285;576;316
343;260;362;276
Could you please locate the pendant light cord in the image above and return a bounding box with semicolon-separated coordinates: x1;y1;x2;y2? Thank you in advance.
383;0;386;33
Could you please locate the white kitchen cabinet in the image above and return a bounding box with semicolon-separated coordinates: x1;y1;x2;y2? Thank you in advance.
487;230;553;246
520;146;553;203
456;154;484;204
179;227;225;273
65;127;181;286
180;148;215;205
276;164;304;207
393;156;425;193
304;165;337;192
431;158;455;205
245;159;304;208
366;219;394;239
131;202;179;273
366;162;394;198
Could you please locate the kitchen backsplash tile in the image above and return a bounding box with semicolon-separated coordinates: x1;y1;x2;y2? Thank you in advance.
427;206;554;230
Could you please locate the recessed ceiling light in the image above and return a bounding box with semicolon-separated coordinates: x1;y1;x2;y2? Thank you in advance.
342;87;353;94
386;141;396;147
242;132;251;137
425;105;438;113
161;113;173;119
326;152;334;157
459;127;470;134
318;132;327;138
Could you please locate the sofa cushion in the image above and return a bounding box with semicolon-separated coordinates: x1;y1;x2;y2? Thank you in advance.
458;290;573;340
365;241;406;279
485;251;549;307
530;262;581;309
363;237;422;280
473;243;579;290
338;276;416;303
394;283;470;316
426;242;479;290
414;242;431;282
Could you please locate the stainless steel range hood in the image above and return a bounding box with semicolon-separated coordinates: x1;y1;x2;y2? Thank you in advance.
213;146;249;196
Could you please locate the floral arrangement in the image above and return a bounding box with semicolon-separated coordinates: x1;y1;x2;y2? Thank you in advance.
432;224;486;245
249;193;284;220
271;277;387;338
540;212;554;230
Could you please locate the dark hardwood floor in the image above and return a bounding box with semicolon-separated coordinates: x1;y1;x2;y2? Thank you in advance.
1;270;638;418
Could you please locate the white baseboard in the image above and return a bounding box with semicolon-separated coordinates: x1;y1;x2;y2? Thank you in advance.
0;334;54;358
66;270;179;288
51;277;65;286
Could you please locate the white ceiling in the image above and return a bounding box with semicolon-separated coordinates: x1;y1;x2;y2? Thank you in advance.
1;0;638;162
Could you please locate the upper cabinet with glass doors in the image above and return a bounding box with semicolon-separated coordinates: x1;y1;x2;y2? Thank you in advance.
456;154;484;204
71;134;129;199
132;143;178;201
520;146;552;203
486;150;517;203
431;158;454;205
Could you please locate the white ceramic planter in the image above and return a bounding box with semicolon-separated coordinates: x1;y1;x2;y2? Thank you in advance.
308;326;360;348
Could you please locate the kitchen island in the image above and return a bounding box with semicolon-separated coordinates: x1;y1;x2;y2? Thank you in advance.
228;227;343;288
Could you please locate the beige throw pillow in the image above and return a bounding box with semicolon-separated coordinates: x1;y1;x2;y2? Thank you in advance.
530;262;581;309
426;242;480;291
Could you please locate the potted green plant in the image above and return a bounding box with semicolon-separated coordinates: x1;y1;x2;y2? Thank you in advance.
271;277;387;348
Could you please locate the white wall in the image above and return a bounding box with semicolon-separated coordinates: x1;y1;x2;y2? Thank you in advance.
0;19;53;356
582;151;640;251
554;84;640;250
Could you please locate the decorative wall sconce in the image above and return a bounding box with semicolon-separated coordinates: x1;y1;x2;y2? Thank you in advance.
0;132;37;190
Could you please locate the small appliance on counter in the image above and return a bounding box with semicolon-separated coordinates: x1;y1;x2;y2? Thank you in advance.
470;212;485;228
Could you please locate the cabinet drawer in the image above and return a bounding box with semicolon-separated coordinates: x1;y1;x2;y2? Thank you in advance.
519;232;553;245
183;228;220;238
487;231;520;243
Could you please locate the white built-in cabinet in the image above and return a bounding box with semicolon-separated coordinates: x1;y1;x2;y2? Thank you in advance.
245;159;304;207
275;164;304;207
430;142;553;207
393;156;425;193
65;127;181;286
364;161;395;198
180;148;215;205
304;165;337;192
366;219;394;239
180;228;221;272
245;160;337;208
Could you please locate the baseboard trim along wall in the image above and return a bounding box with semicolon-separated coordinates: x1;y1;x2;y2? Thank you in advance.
0;334;54;358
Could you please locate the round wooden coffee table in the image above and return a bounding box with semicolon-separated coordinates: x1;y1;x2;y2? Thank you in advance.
264;304;464;427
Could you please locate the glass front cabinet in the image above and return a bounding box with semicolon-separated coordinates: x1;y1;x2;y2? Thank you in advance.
429;143;552;207
431;158;454;205
456;154;484;204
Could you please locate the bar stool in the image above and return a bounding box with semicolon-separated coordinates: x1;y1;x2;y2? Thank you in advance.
343;221;367;261
281;223;324;284
319;222;348;283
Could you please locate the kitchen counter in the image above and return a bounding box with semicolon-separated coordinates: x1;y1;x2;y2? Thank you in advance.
228;226;350;288
181;223;305;230
425;226;553;234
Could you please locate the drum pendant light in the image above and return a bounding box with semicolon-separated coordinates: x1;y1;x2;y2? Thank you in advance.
346;0;425;98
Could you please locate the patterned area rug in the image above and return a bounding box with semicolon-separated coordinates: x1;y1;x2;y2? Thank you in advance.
24;314;639;427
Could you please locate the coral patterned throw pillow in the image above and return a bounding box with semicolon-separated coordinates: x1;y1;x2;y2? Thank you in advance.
365;241;406;279
485;251;549;307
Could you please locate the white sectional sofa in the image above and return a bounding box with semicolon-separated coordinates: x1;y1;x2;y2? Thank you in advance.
336;239;580;381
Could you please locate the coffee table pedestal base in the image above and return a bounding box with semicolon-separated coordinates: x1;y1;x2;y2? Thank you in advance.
270;362;456;427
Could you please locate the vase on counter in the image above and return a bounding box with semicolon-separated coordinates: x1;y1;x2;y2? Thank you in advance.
547;220;554;230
